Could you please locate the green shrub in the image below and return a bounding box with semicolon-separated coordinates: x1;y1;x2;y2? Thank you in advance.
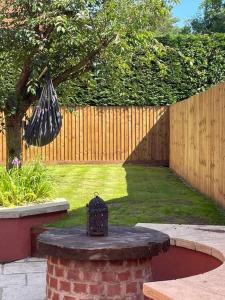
58;33;225;106
0;160;54;207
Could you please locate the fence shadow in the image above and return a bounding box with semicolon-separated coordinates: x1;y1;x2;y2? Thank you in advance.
123;108;169;165
104;110;169;224
59;110;170;226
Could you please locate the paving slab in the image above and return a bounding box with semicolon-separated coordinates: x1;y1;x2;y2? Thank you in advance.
0;274;26;287
27;272;46;286
2;286;46;300
0;257;47;300
3;261;46;275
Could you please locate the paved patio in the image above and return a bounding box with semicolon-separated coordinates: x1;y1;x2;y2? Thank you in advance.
0;257;46;300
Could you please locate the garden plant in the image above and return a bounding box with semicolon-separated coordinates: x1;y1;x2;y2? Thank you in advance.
0;160;53;207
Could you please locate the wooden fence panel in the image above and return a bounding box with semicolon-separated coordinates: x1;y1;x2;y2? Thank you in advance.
170;82;225;207
0;106;169;165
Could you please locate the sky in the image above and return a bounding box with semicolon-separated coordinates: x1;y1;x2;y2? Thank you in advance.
172;0;202;27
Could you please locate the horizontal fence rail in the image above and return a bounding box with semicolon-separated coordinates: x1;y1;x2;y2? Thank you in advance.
170;82;225;207
0;106;169;165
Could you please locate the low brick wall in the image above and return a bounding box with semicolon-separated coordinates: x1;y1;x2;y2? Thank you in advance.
0;199;69;263
140;223;225;300
47;256;152;300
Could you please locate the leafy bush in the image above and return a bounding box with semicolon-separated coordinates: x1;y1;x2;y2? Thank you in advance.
0;161;54;207
58;33;225;106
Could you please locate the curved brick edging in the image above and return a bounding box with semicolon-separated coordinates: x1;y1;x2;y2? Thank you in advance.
138;224;225;300
47;256;152;300
0;199;69;263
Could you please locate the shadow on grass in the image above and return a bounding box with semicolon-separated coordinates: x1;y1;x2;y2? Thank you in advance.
52;110;225;228
55;164;225;227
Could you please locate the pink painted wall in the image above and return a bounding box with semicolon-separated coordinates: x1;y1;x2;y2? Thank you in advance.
152;246;222;281
0;211;66;263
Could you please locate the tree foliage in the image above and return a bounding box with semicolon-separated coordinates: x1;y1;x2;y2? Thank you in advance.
183;0;225;34
57;33;225;106
0;0;177;113
0;0;177;167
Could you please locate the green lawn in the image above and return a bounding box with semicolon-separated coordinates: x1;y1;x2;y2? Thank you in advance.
49;164;225;227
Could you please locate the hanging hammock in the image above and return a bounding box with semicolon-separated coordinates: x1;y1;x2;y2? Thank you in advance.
23;71;62;147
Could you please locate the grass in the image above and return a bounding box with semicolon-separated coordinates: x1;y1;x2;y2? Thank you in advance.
49;164;225;227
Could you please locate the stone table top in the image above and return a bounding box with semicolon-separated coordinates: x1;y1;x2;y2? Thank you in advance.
37;225;170;261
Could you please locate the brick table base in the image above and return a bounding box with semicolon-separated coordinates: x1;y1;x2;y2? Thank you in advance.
47;256;152;300
38;226;169;300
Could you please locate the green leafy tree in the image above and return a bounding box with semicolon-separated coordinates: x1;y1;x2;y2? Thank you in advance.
0;0;177;168
183;0;225;33
58;33;225;106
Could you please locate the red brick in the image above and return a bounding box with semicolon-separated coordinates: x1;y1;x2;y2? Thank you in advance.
50;277;58;289
138;281;144;291
117;270;131;281
52;293;60;300
67;269;82;281
59;258;72;268
47;260;53;267
46;257;152;300
126;297;138;300
73;283;87;293
46;274;50;285
89;284;104;295
92;261;108;268
107;284;121;296
51;257;58;265
110;260;124;267
75;260;89;268
48;264;54;275
60;280;71;292
126;282;137;294
126;260;138;267
63;296;76;300
139;258;150;265
47;288;52;299
102;271;116;282
135;269;143;279
82;270;94;281
55;266;64;277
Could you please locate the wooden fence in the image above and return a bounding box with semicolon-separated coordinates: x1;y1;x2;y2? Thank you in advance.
0;106;169;165
170;82;225;207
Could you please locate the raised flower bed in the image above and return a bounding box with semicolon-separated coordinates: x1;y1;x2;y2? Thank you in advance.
0;198;69;263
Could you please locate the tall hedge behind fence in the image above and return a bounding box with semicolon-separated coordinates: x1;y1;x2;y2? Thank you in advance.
0;106;169;165
170;82;225;207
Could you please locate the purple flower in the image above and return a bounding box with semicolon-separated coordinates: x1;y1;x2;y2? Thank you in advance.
12;157;21;167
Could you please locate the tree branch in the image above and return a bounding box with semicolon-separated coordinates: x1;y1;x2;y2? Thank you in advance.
53;36;115;87
15;57;33;96
15;22;55;96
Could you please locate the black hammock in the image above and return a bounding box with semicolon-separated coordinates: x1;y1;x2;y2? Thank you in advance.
23;72;62;147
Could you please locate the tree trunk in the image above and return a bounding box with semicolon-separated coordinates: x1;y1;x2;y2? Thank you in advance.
5;114;23;170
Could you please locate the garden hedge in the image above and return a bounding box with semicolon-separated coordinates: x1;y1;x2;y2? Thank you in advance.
58;33;225;106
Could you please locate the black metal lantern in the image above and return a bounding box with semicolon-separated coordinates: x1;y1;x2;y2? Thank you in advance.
87;195;108;236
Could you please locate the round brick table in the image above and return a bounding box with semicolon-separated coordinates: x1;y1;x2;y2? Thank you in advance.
38;225;170;300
